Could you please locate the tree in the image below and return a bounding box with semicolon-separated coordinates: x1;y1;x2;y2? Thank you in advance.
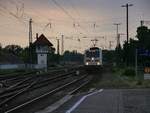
47;53;60;65
136;26;150;49
19;47;30;63
63;50;83;64
4;45;23;56
121;25;150;66
115;44;123;66
136;26;150;67
0;43;2;50
21;45;37;64
102;50;116;65
0;43;2;55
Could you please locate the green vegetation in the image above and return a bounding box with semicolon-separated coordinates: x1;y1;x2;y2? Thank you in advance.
0;69;30;76
0;69;18;75
122;68;135;78
113;25;150;67
102;50;116;65
93;79;150;89
83;67;150;90
63;50;83;63
113;67;136;79
100;25;150;68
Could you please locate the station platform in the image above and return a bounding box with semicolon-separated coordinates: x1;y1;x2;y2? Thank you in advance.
37;89;150;113
52;89;123;113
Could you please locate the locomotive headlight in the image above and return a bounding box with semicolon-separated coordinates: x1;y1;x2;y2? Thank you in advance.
97;62;100;65
86;62;89;65
91;57;94;61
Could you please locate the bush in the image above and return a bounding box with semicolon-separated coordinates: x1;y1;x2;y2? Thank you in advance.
122;68;135;78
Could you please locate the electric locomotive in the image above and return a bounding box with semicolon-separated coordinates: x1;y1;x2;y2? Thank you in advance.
84;47;102;67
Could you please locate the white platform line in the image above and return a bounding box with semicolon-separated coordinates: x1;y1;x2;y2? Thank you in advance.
35;95;73;113
65;89;103;113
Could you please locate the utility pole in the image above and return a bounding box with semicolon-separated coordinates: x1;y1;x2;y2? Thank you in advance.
140;20;144;26
29;18;32;46
93;22;96;29
122;3;133;44
109;41;113;50
29;18;33;66
122;3;133;66
57;38;60;55
113;23;121;47
135;49;138;78
61;35;64;55
114;23;121;36
117;34;121;47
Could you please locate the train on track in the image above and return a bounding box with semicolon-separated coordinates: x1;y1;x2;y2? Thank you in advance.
84;47;102;70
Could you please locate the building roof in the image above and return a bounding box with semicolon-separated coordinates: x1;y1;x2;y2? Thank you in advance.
33;34;53;46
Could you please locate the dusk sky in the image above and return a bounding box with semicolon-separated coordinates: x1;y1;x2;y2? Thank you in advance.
0;0;150;53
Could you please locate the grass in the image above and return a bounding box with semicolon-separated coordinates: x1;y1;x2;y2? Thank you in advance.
0;69;21;75
0;69;38;77
94;79;150;89
83;67;150;90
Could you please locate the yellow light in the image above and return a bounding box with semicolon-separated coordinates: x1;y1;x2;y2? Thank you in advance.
97;62;100;65
86;62;89;65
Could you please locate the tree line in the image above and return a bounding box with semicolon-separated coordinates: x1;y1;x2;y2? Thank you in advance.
0;25;149;66
0;44;83;65
115;25;150;67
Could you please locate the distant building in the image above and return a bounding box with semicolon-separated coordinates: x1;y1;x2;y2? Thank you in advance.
33;33;54;69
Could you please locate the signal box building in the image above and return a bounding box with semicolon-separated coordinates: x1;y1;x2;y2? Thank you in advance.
33;34;53;69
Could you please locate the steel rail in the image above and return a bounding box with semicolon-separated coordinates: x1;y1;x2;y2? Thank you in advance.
4;75;87;113
0;71;76;106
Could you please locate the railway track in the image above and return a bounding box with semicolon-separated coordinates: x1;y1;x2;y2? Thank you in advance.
0;71;38;89
0;65;81;83
4;75;90;113
0;66;77;89
0;71;37;80
0;68;90;113
0;70;76;97
0;70;76;100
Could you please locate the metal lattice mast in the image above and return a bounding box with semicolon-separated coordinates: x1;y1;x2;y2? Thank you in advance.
113;23;121;47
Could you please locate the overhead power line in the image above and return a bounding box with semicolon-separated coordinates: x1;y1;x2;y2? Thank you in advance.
66;0;81;19
50;0;88;34
51;0;74;21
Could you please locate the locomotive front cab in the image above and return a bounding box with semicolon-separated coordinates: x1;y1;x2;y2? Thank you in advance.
84;47;102;66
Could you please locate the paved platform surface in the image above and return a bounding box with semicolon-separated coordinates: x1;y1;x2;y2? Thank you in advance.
51;89;150;113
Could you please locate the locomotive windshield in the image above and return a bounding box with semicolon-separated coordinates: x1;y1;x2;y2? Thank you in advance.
86;50;100;58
